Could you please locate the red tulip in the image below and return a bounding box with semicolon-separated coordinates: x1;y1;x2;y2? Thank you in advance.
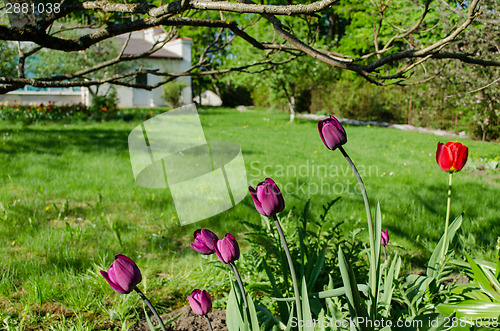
100;254;142;294
249;178;285;217
187;289;212;316
318;116;347;151
436;142;468;173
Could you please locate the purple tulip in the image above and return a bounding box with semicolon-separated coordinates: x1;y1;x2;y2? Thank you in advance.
318;116;347;150
190;229;219;255
381;230;389;246
100;254;142;294
187;289;212;316
249;178;285;217
214;233;240;264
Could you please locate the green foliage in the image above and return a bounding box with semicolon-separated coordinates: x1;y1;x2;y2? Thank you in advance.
221;85;253;107
309;72;406;122
26;35;131;80
90;87;119;121
162;81;188;108
0;108;499;328
0;42;17;77
437;252;500;325
0;102;168;124
239;198;367;326
0;101;89;124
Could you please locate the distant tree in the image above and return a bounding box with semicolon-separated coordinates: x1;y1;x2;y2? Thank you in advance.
424;0;500;140
0;41;16;77
0;0;498;104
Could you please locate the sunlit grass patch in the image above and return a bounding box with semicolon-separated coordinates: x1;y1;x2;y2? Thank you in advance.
0;107;499;328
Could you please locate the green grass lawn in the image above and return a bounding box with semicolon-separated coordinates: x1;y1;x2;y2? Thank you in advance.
0;107;499;329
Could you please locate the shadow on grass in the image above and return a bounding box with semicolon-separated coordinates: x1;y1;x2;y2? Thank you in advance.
0;127;131;155
389;180;500;257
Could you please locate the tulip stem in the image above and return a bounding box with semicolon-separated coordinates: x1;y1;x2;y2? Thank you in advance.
440;172;453;261
229;263;249;311
204;314;214;331
272;215;303;330
339;146;377;317
134;287;167;331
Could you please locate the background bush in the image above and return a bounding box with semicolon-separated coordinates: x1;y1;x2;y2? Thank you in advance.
163;81;188;108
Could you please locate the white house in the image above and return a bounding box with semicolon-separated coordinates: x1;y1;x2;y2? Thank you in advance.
1;28;193;108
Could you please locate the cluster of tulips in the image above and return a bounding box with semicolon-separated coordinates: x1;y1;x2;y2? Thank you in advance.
100;115;469;330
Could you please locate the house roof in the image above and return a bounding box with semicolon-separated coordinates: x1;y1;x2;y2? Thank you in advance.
118;37;182;59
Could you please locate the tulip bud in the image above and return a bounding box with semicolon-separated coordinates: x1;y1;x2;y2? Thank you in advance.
249;178;285;217
214;233;240;264
188;289;212;316
436;142;468;173
100;254;142;294
190;229;219;255
318;116;347;151
381;230;389;246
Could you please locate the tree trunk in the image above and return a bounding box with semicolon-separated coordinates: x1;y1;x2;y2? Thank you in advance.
210;75;221;98
288;96;296;122
280;80;296;122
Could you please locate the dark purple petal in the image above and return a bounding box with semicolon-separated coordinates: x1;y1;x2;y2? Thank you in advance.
188;294;203;315
100;270;128;294
218;238;234;263
200;290;212;314
214;239;227;263
113;256;142;293
188;289;212;315
249;186;265;215
265;178;285;213
318;120;328;147
381;230;389;246
260;185;277;216
214;234;239;264
190;243;212;255
250;179;284;217
322;125;342;150
317;116;347;150
191;229;218;255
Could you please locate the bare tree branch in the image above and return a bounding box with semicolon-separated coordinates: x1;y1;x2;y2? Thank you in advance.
0;0;498;93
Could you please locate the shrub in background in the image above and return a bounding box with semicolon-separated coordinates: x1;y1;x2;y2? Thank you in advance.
90;87;119;121
163;81;187;108
0;101;89;124
221;85;253;108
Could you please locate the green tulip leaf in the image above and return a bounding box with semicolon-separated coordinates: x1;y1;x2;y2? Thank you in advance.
380;254;401;318
272;285;369;302
427;214;463;279
255;303;286;330
437;300;500;320
227;281;244;331
338;247;368;330
247;294;260;331
301;276;314;331
262;259;289;322
466;254;500;302
306;244;326;292
374;201;382;271
308;285;370;300
143;304;156;331
284;306;295;331
452;258;497;273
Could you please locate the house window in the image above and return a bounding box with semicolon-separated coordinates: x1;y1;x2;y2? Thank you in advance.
136;73;148;86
